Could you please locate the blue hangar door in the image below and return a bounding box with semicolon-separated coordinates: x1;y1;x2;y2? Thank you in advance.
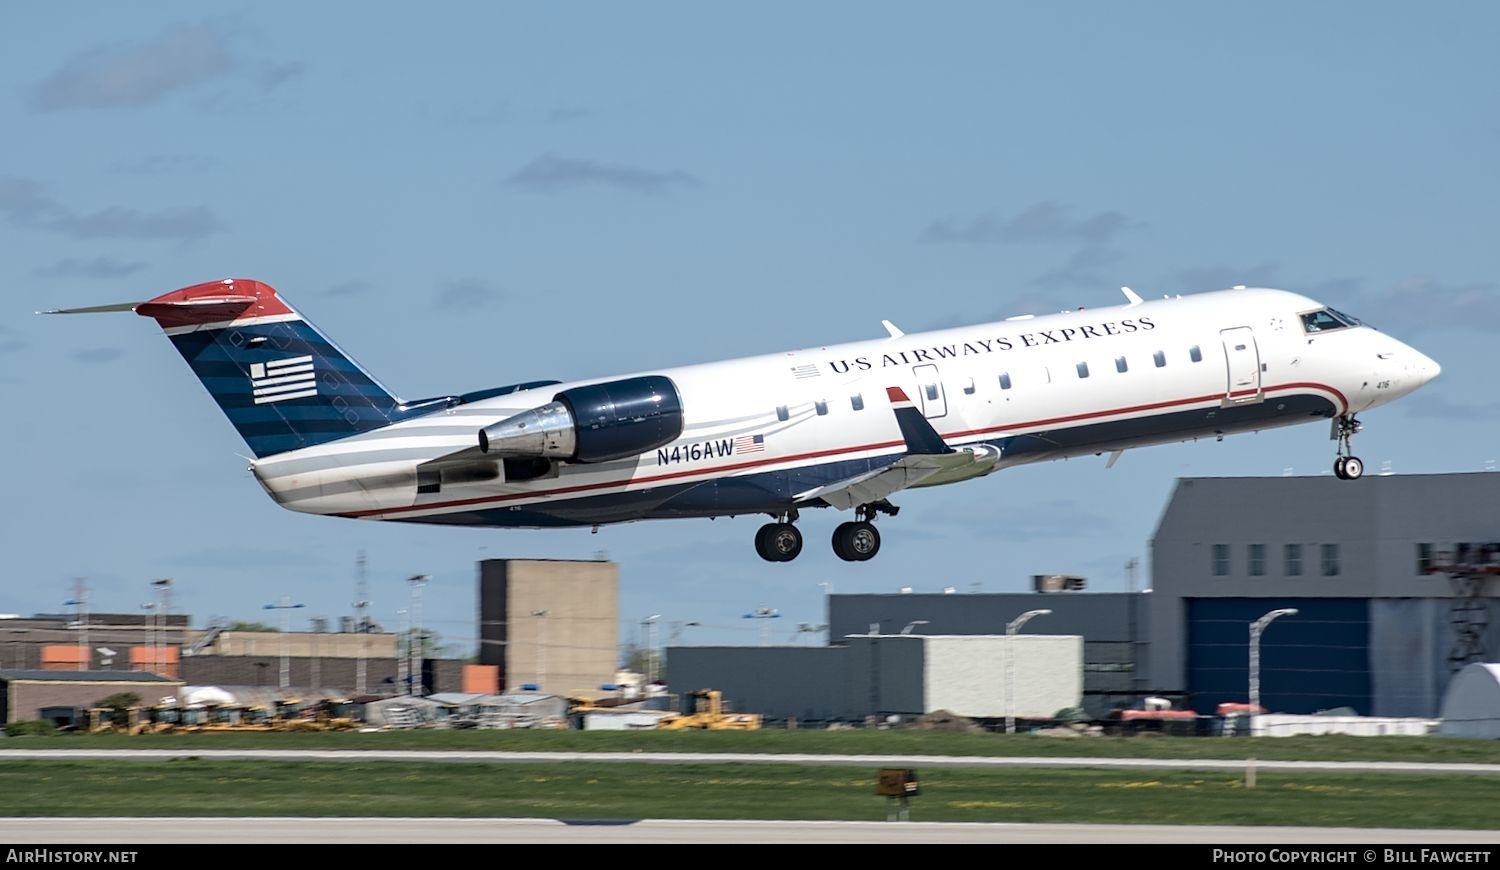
1185;598;1371;716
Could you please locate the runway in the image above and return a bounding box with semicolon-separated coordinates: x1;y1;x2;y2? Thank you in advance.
5;817;1500;844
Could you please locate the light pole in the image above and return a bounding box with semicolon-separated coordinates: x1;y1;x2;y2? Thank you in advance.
743;606;780;647
263;596;304;690
140;603;157;674
531;609;549;690
669;621;701;644
395;608;409;695
65;581;88;671
1005;608;1052;735
641;615;661;687
1249;608;1298;737
151;578;173;675
900;620;930;635
407;575;430;696
152;579;173;673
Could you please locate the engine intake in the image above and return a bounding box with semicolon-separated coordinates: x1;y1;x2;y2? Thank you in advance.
477;375;684;464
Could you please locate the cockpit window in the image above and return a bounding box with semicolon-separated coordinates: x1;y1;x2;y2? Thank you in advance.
1300;308;1359;334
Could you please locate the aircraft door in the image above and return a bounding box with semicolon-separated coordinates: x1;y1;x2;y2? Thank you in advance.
1219;326;1263;405
912;364;947;418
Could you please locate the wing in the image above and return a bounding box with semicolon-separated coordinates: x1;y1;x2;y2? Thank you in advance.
794;386;999;509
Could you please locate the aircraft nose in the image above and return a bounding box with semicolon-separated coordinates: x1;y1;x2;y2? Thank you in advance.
1410;349;1441;386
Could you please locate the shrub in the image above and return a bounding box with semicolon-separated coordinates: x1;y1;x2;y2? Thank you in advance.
5;720;57;737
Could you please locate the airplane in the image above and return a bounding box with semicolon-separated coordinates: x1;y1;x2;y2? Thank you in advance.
44;278;1440;562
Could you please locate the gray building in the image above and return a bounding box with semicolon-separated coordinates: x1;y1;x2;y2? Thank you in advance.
667;634;1081;724
670;472;1499;723
829;591;1147;715
1148;472;1500;717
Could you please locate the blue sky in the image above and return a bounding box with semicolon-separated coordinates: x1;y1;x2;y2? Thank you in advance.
5;3;1497;657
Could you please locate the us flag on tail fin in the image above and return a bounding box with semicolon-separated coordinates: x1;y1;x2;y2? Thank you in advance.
250;355;317;404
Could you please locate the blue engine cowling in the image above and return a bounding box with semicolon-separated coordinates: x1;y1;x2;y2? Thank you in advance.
477;375;684;464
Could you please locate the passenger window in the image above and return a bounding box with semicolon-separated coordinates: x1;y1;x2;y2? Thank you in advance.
1153;351;1166;368
999;373;1012;390
815;400;828;416
1189;346;1202;363
850;394;864;411
776;405;789;422
962;377;975;395
1115;356;1127;373
1076;361;1089;378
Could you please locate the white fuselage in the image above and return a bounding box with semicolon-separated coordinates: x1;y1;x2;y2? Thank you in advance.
248;288;1438;528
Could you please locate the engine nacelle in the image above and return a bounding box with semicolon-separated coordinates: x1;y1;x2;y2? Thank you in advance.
477;375;684;464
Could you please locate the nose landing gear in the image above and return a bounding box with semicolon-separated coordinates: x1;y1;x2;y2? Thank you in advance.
1333;415;1364;480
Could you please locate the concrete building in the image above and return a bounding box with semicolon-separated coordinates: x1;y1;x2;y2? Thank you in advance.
0;612;460;698
666;634;1081;724
0;670;182;724
829;592;1146;717
178;655;464;695
478;559;618;697
0;613;192;674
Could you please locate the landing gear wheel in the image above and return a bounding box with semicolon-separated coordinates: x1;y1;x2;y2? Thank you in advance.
1340;456;1363;480
832;521;881;561
755;522;803;562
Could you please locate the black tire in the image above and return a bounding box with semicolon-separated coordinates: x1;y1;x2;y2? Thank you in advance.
1334;457;1348;480
754;524;776;561
832;522;858;561
758;522;802;562
833;521;881;561
1342;456;1364;480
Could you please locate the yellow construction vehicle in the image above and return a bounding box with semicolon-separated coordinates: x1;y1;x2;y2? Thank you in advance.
657;689;761;730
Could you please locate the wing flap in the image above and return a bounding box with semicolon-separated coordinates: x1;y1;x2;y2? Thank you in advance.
796;448;998;509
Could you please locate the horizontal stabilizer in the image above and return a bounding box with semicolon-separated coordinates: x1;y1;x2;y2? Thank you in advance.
40;301;146;315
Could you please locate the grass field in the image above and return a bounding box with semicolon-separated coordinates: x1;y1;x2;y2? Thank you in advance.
8;728;1500;764
0;758;1495;828
7;730;1498;828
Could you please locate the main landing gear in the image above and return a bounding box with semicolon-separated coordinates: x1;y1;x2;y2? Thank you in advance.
754;511;804;562
1333;414;1364;480
755;502;898;562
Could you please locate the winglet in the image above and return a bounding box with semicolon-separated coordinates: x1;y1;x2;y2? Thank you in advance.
886;386;953;455
881;319;904;339
1121;286;1143;306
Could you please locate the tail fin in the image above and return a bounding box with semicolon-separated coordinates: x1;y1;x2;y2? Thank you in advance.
47;278;431;458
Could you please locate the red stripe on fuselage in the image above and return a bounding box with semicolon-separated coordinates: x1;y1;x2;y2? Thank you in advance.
339;381;1347;519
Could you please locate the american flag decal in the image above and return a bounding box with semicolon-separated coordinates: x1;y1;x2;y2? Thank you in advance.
791;363;820;379
249;355;317;404
734;434;766;453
